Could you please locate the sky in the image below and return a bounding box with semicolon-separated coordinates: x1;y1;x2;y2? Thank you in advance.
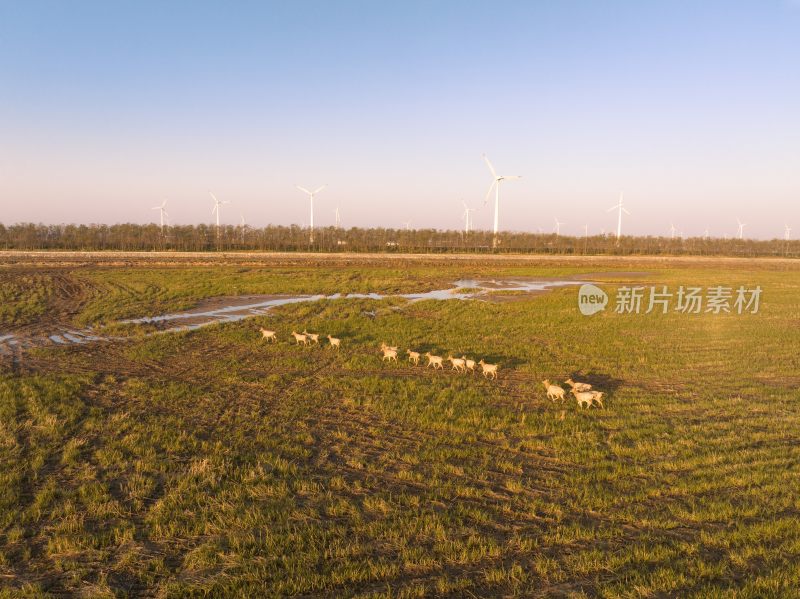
1;0;799;239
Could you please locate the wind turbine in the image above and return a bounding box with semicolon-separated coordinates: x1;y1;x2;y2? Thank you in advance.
210;192;229;235
402;220;412;231
151;200;168;232
334;206;341;229
296;184;326;243
703;228;710;239
237;213;247;244
669;223;677;239
482;154;521;248
462;202;476;234
784;224;791;241
606;193;630;242
736;218;746;240
553;217;565;236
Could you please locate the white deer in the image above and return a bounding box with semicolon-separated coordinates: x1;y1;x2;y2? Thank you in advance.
259;328;277;343
565;378;592;392
571;389;604;409
478;359;498;380
424;352;444;369
461;356;476;373
447;355;467;373
542;379;566;402
291;331;309;346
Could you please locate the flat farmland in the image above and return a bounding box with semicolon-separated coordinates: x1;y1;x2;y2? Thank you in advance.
1;252;799;597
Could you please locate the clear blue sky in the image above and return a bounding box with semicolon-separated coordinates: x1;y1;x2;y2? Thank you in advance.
1;0;798;238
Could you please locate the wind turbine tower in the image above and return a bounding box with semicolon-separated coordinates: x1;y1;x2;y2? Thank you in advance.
482;154;521;248
296;184;327;243
607;193;630;243
462;202;476;234
736;218;746;240
210;192;229;236
152;200;168;233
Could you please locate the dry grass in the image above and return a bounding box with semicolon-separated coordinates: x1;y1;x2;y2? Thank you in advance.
0;256;799;597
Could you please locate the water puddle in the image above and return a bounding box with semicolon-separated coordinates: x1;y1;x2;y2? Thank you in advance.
0;278;584;355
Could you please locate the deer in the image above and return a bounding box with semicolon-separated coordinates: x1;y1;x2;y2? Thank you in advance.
478;359;498;380
424;352;444;369
461;356;476;373
565;378;592;392
447;355;467;373
542;380;566;402
303;330;320;344
571;389;605;409
259;328;277;343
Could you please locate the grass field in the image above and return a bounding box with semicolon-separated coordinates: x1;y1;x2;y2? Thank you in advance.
1;253;799;597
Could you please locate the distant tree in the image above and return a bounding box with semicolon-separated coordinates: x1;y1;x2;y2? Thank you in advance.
0;222;795;257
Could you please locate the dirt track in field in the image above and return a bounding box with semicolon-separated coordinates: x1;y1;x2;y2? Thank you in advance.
2;249;799;269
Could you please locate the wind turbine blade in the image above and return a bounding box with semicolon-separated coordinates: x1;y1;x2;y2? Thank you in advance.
209;192;219;203
313;185;327;195
211;205;217;215
296;185;312;195
622;208;631;215
484;181;496;204
503;175;522;180
482;154;497;178
152;206;161;210
607;205;619;212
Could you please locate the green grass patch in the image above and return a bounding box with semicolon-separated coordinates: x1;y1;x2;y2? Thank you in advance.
2;257;799;596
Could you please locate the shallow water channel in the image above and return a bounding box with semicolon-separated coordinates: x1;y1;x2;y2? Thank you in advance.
0;278;583;355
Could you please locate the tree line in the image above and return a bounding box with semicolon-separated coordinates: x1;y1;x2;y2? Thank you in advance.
0;223;797;257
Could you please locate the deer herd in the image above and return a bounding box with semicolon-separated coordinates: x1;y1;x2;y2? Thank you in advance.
379;343;499;379
260;327;606;409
